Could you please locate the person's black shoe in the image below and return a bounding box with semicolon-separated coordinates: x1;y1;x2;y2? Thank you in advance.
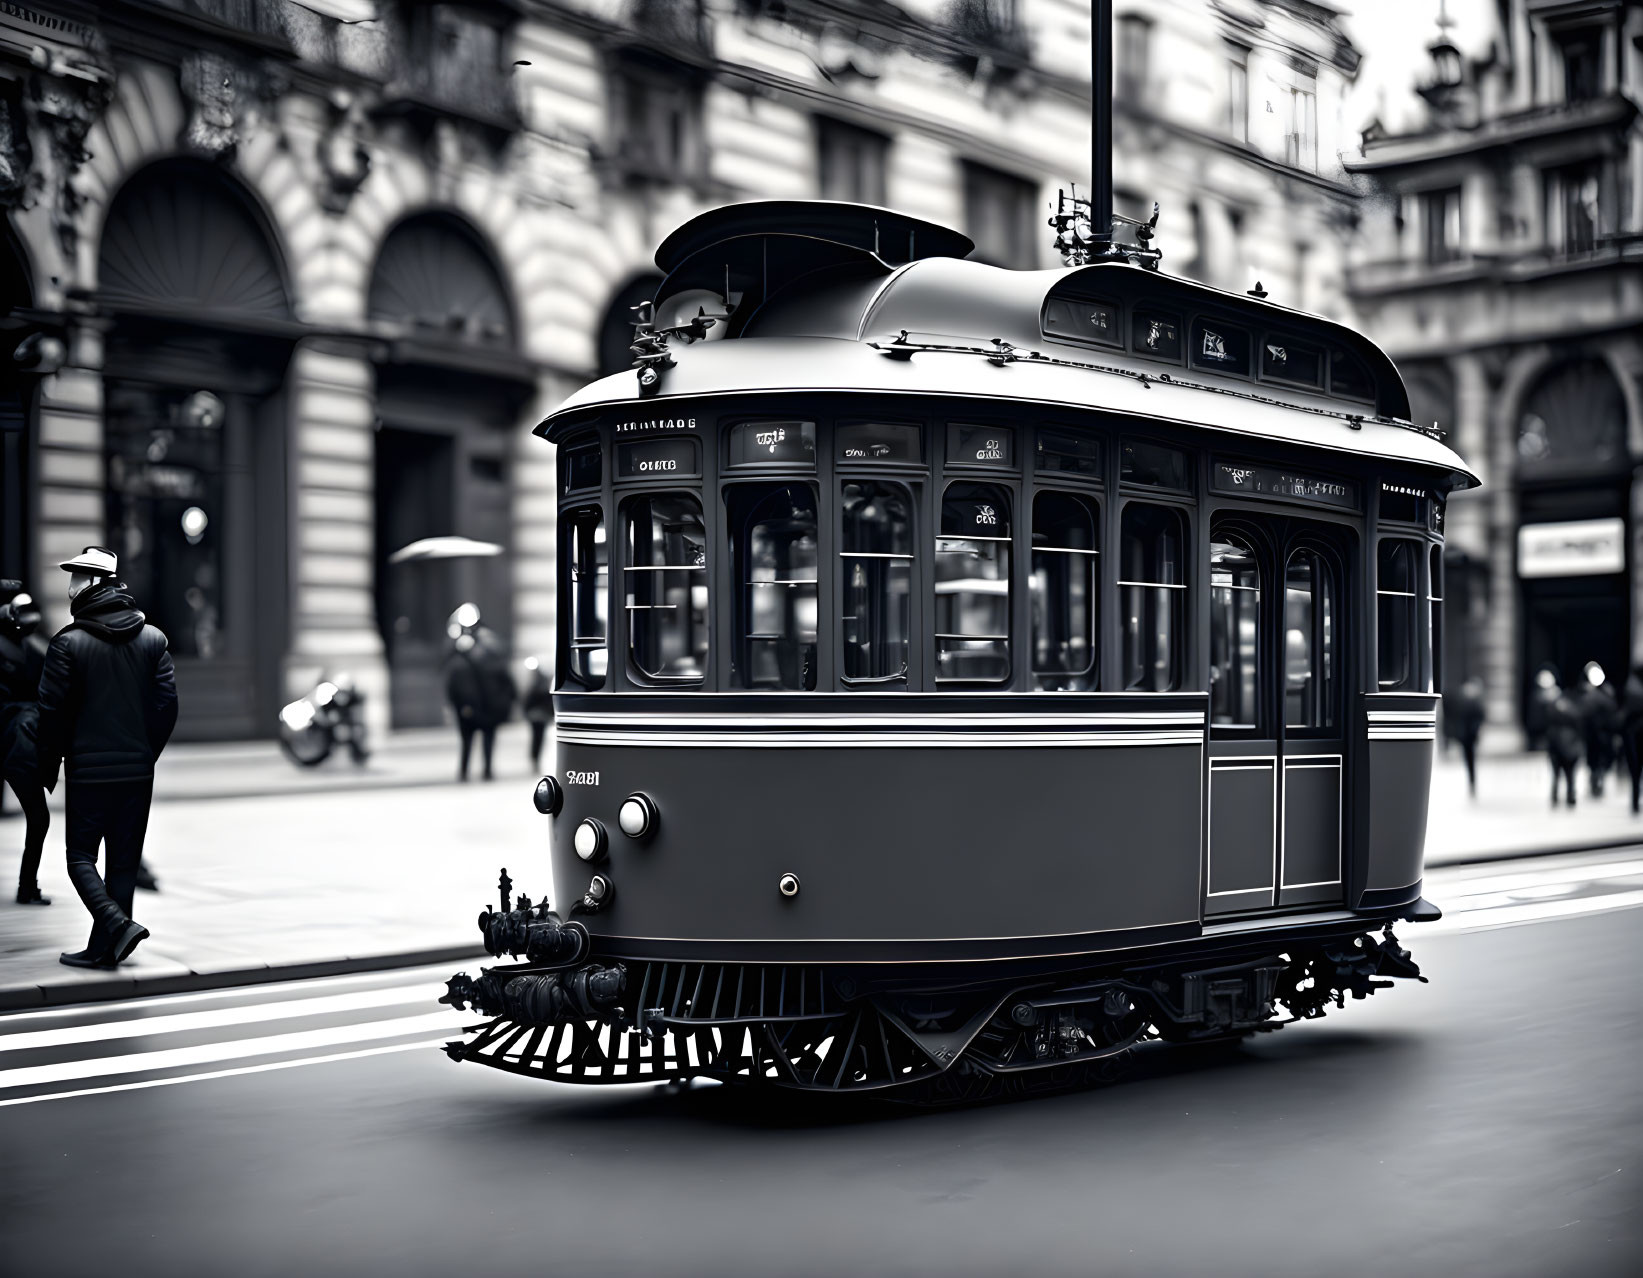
59;948;111;969
108;919;149;964
15;884;50;905
134;863;159;892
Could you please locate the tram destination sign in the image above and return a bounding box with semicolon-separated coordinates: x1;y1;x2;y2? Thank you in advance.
618;437;699;478
1213;462;1356;510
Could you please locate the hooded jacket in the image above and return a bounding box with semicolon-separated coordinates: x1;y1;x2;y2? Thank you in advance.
35;580;179;786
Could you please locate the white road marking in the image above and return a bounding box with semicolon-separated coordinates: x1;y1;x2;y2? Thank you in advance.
0;984;442;1054
1418;888;1643;935
1431;858;1643;901
0;1038;450;1108
0;1011;464;1090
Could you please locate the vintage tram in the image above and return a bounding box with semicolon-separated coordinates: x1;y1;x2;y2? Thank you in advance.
439;197;1476;1100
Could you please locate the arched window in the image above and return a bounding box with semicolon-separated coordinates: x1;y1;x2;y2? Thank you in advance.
1516;357;1626;474
369;213;515;348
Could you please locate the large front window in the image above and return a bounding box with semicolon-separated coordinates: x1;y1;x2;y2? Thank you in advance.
1376;539;1418;692
729;483;817;690
626;493;708;683
841;481;914;685
1031;491;1099;691
936;482;1011;683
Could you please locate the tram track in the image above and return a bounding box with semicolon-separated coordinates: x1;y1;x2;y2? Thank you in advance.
1;851;1639;1109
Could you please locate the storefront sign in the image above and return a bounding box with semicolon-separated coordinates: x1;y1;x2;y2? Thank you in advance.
1518;519;1625;578
617;437;699;478
1213;462;1356;510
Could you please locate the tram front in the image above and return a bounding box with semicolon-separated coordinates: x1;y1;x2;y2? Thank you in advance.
438;201;1476;1099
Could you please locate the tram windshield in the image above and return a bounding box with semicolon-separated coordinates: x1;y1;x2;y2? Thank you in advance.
729;483;818;690
841;481;914;685
1121;504;1186;691
936;483;1012;683
1032;491;1099;691
626;494;709;683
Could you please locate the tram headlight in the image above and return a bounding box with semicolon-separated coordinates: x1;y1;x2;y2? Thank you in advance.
573;818;608;862
533;775;563;817
617;792;658;840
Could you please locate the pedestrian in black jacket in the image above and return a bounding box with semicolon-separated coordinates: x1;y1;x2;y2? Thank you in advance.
1;581;51;905
1577;662;1620;798
1443;676;1486;798
521;655;553;771
35;547;178;969
443;603;515;782
1545;683;1584;810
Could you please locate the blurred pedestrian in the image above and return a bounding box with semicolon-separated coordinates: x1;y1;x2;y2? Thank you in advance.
36;547;177;969
1;581;50;905
1444;675;1486;798
522;655;553;772
1544;679;1584;810
1620;666;1643;816
444;603;516;782
1576;661;1619;799
1525;664;1560;752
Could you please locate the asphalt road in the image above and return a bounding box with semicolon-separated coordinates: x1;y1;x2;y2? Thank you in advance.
2;853;1640;1278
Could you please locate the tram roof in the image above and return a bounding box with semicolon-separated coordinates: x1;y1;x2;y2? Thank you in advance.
544;202;1476;488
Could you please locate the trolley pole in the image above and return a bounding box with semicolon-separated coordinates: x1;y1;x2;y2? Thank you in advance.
1091;0;1113;251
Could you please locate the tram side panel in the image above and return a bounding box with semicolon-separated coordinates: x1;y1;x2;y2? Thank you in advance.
547;740;1204;953
1359;692;1440;906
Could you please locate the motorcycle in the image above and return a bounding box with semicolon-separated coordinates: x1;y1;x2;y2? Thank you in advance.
278;674;369;768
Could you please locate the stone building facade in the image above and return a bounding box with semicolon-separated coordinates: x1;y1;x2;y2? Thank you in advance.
1347;0;1643;741
1;0;1362;740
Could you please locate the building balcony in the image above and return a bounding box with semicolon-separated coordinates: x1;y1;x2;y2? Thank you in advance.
373;2;521;134
1349;93;1638;174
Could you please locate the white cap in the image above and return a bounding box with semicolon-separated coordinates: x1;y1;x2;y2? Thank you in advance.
59;545;118;577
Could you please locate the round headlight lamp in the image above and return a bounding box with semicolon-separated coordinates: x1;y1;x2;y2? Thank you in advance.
617;792;658;840
533;775;563;816
573;818;608;862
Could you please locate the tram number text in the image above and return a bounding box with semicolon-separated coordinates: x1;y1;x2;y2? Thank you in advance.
565;771;601;786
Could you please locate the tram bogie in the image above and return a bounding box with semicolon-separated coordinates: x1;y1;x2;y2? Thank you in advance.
440;199;1475;1099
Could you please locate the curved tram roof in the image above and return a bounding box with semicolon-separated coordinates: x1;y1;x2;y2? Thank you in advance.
543;201;1477;489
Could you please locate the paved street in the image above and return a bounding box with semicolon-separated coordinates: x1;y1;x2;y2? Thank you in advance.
1;853;1639;1278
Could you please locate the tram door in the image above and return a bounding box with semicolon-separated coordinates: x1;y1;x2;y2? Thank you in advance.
1205;517;1349;916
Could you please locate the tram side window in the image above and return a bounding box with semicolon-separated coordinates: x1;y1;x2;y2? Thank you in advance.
565;506;608;689
1285;548;1337;729
1429;544;1444;694
1376;539;1419;692
841;482;914;685
728;483;818;691
1032;492;1099;691
626;494;709;684
1120;504;1187;692
1209;532;1260;727
936;483;1011;684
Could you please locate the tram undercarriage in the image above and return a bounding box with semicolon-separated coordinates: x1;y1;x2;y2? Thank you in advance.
439;880;1434;1100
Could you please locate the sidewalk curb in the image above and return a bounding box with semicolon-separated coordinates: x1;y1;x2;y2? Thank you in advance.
0;945;485;1013
1426;835;1643;869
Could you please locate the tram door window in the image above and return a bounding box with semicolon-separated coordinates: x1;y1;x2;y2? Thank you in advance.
728;483;818;690
1284;548;1337;730
1031;492;1100;691
936;483;1012;684
1376;540;1419;692
625;493;709;683
1119;504;1187;691
1429;545;1444;694
841;481;915;685
565;507;608;689
1209;534;1262;727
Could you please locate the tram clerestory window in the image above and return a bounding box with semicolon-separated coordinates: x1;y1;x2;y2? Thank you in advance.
565;506;608;689
729;483;818;690
1376;539;1419;692
1285;547;1337;730
1209;533;1261;727
936;483;1011;684
1032;492;1099;691
1120;504;1186;691
625;493;709;683
841;481;914;685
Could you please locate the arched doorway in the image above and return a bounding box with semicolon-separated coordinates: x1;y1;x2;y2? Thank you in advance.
1515;355;1631;725
1;221;35;584
368;212;533;727
98;159;295;740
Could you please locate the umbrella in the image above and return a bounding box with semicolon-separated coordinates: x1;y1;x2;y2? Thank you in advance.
388;536;504;564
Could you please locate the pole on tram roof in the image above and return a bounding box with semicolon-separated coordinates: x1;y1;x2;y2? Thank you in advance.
1090;0;1113;251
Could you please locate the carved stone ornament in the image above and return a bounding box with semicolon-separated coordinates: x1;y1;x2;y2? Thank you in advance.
178;52;283;162
28;64;114;258
0;96;33;209
318;91;372;214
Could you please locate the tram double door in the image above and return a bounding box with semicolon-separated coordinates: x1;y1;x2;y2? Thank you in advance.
1204;515;1351;917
